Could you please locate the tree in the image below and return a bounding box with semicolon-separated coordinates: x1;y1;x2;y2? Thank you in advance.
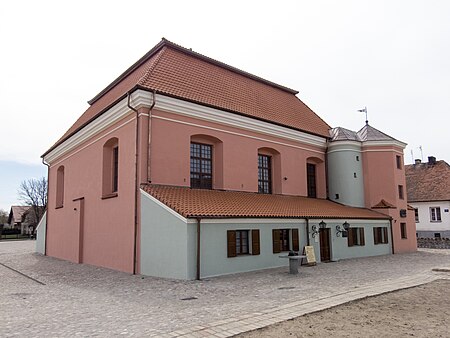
18;177;47;224
0;209;8;224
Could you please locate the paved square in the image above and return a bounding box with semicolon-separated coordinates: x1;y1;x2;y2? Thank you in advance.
1;241;449;337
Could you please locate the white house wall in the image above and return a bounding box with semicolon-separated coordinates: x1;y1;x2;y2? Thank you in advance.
412;201;450;238
35;211;47;255
140;190;196;280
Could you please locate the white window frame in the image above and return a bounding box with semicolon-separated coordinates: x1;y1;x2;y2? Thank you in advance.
430;207;442;222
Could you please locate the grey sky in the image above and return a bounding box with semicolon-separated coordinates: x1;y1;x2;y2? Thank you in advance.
1;0;449;210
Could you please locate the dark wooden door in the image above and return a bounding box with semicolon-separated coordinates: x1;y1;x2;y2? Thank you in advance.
319;228;331;262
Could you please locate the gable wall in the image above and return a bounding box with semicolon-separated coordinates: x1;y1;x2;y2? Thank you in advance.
46;113;138;273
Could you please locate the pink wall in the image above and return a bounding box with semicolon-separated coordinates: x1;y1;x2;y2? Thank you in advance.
362;145;416;253
46;114;138;273
149;109;327;198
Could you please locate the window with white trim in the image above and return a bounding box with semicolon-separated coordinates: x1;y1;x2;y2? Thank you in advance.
430;207;442;222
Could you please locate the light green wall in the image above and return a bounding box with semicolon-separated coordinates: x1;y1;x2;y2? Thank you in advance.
327;142;365;207
199;220;307;278
308;219;392;261
140;191;195;279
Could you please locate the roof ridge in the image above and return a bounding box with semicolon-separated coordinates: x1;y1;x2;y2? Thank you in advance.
88;38;299;106
161;38;299;95
137;46;167;86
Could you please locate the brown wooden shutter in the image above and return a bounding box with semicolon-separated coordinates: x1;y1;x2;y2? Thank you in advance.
383;227;388;244
373;228;378;245
227;230;236;257
251;229;260;255
272;229;281;253
292;228;299;251
360;228;365;246
348;228;354;247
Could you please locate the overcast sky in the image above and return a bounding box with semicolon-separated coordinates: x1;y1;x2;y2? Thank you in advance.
1;0;449;211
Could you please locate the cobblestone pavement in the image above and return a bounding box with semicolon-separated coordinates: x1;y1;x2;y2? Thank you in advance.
1;241;449;337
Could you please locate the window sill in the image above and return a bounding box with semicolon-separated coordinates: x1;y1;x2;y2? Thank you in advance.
55;205;64;209
102;192;118;200
430;221;442;223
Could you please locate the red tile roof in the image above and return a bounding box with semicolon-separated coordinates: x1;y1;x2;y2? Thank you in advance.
372;199;396;209
141;184;389;220
8;206;30;224
405;160;450;202
44;39;330;156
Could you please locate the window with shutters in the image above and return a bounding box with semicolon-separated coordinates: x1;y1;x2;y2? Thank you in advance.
56;166;65;208
430;207;442;222
102;137;119;198
236;230;249;255
348;227;365;246
190;142;213;189
258;154;272;194
414;208;419;223
373;227;388;245
227;229;260;257
272;228;299;253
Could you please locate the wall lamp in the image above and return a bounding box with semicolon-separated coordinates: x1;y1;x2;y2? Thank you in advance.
336;221;350;237
311;220;327;238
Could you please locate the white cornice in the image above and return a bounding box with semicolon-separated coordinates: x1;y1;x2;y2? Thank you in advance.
153;94;327;148
44;92;154;164
44;89;327;164
362;140;407;149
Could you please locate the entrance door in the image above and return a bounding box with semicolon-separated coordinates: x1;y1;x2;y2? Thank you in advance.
319;228;331;262
74;197;85;264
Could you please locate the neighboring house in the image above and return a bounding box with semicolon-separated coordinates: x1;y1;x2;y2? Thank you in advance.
39;39;416;280
7;206;38;234
406;157;450;238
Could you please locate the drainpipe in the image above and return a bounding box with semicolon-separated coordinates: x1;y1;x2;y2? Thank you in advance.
41;158;50;256
196;217;201;280
324;138;330;199
127;92;140;275
147;90;156;182
389;218;395;254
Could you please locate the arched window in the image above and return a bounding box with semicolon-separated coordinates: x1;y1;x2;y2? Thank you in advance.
56;166;64;208
190;134;223;190
102;137;119;197
257;147;281;194
306;157;324;198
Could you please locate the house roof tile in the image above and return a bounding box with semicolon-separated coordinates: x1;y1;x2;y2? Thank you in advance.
141;184;389;220
8;206;30;224
405;160;450;202
45;39;331;156
372;199;396;209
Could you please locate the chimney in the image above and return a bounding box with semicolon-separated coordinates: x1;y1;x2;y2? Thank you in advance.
415;159;421;164
428;156;436;165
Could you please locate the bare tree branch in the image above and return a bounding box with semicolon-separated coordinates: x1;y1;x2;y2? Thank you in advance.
18;177;47;224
